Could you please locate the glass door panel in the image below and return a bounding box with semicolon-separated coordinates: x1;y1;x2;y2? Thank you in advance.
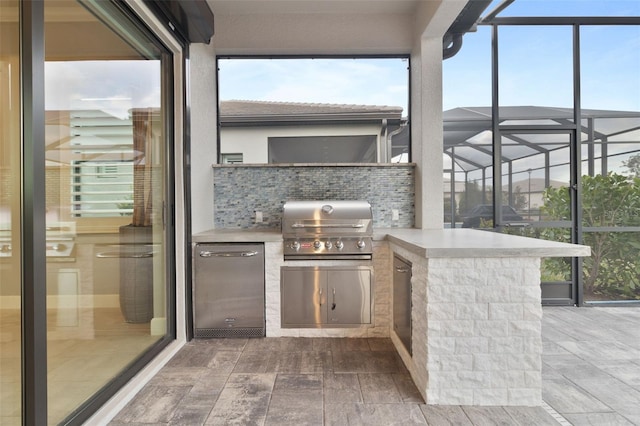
581;25;640;302
581;141;640;301
44;1;168;423
460;168;493;229
0;1;22;424
500;131;575;305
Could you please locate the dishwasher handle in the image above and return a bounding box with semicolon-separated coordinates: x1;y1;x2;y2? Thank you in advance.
199;250;259;258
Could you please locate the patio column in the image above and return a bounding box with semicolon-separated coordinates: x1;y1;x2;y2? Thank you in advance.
411;36;444;230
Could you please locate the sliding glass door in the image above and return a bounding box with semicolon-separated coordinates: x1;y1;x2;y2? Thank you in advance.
1;0;180;422
0;1;22;424
44;1;171;423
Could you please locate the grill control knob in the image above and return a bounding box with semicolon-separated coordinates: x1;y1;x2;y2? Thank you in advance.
356;239;366;249
325;241;333;249
290;241;301;251
313;240;322;249
335;240;344;250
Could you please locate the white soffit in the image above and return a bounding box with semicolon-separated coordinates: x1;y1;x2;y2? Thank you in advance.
208;0;422;16
417;0;469;38
206;0;469;55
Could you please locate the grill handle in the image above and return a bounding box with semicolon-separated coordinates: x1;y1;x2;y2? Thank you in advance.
331;287;336;310
199;250;259;258
291;223;364;229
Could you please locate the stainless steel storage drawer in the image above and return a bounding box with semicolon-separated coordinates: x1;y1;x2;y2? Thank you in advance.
281;266;372;328
393;254;412;355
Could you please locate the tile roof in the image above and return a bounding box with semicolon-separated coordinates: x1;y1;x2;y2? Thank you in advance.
220;100;403;118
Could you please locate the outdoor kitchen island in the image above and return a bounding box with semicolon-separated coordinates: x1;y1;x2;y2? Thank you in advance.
192;227;590;407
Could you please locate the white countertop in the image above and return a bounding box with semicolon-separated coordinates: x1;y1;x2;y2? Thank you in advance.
193;228;591;259
376;228;591;258
193;228;283;243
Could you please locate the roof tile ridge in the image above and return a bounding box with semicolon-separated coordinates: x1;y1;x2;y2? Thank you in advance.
222;99;402;110
458;106;492;118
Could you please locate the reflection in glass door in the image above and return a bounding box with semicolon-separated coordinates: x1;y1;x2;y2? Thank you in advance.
499;131;576;305
0;1;22;424
44;1;169;423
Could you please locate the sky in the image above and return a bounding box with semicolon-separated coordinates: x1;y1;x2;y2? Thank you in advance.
443;18;640;112
218;57;410;115
487;0;640;17
217;0;639;115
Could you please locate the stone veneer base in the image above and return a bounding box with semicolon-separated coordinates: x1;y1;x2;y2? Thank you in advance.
390;243;542;406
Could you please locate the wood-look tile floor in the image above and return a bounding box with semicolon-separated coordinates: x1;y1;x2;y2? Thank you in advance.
110;337;559;425
542;306;640;426
111;306;640;425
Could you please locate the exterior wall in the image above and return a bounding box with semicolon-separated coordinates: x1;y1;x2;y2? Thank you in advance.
212;164;415;229
189;42;218;233
221;123;385;164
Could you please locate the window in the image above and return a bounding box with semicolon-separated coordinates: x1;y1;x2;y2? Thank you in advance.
221;153;243;164
217;57;410;164
64;108;136;217
268;135;377;163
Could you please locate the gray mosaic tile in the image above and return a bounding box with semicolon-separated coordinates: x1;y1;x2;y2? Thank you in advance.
213;165;415;229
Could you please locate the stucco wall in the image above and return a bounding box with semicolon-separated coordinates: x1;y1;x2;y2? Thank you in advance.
190;42;219;233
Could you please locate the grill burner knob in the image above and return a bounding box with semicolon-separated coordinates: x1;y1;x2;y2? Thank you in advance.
313;240;322;249
356;239;366;249
325;241;333;249
335;241;344;250
290;241;301;251
321;204;334;214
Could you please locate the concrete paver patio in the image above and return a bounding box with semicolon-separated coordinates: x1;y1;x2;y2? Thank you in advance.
110;306;640;425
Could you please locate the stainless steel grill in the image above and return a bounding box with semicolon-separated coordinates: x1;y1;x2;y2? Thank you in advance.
282;200;373;260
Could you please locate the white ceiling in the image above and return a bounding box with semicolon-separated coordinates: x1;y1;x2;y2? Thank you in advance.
207;0;425;16
206;0;464;55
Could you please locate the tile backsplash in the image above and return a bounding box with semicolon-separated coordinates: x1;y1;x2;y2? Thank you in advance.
213;164;415;229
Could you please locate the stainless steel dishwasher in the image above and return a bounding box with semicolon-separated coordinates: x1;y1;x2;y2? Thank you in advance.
193;243;265;338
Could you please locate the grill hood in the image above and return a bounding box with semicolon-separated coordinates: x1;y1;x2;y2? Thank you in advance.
282;200;373;238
